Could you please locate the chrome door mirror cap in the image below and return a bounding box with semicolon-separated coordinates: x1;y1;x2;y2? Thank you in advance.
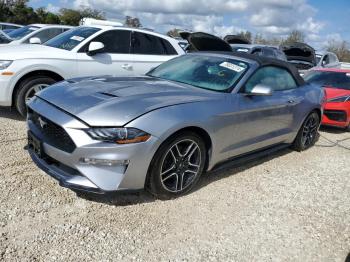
248;84;273;96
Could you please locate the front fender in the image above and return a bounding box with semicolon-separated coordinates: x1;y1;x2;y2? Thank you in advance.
125;99;230;170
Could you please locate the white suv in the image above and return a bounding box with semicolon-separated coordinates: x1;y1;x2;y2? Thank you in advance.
0;26;184;116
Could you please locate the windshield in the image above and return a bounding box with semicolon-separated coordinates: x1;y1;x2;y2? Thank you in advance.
0;32;11;43
147;54;249;92
7;25;39;40
316;55;322;64
304;71;350;90
45;27;100;51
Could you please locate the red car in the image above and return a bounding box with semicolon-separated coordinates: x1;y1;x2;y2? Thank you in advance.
305;68;350;131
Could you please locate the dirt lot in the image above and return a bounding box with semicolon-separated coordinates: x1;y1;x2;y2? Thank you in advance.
0;107;349;261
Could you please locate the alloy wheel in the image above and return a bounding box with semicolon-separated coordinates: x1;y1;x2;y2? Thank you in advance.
25;84;49;102
160;139;201;193
301;114;319;147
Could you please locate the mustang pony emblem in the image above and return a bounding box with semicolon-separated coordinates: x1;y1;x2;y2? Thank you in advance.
38;117;48;129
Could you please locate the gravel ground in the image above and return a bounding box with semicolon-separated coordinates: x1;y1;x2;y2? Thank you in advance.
0;107;349;262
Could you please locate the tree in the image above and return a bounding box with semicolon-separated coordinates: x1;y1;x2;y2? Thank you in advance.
59;7;105;26
125;16;142;28
326;40;350;62
0;0;39;24
167;28;182;38
237;31;252;43
283;30;305;44
36;7;60;24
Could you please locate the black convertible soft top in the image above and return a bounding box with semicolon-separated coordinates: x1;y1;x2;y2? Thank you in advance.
201;51;306;87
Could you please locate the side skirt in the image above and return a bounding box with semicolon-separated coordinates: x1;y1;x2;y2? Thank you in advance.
211;143;290;173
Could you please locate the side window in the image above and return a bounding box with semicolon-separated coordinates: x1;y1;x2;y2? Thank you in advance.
132;32;177;55
3;25;18;30
26;28;64;43
323;55;330;65
243;66;298;93
329;54;338;64
251;48;262;56
90;30;131;54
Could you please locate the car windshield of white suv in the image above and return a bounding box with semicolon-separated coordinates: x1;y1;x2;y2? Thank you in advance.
7;25;39;40
147;54;249;92
45;27;101;51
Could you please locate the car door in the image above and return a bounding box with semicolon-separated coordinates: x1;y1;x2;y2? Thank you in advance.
228;66;301;156
131;31;178;76
76;29;134;77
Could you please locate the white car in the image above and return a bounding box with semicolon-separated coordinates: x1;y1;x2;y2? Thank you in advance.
3;24;73;45
0;22;23;33
315;51;340;68
0;25;185;116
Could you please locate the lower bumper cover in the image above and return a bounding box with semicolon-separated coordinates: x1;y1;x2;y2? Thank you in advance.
29;148;105;194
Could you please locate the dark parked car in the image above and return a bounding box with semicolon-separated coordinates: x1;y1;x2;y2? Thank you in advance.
230;44;288;61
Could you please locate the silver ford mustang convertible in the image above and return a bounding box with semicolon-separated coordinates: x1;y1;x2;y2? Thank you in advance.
27;52;324;199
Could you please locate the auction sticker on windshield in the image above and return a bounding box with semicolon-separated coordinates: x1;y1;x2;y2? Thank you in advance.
70;36;85;42
220;62;246;72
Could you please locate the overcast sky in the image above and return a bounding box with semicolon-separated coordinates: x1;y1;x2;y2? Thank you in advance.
29;0;350;50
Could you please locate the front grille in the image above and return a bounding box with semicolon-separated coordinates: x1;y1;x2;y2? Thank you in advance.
324;110;347;122
29;110;76;153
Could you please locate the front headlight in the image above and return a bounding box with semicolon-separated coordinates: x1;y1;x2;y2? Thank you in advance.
85;127;151;144
327;96;350;102
0;60;13;70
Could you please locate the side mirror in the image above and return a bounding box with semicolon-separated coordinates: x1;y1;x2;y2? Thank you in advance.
87;41;105;56
247;84;273;96
321;60;327;67
29;37;41;44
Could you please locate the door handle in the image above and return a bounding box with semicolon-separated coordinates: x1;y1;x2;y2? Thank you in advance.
122;64;133;70
288;100;295;104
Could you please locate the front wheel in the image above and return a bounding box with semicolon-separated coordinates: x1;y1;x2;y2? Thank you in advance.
291;111;320;151
15;76;56;117
147;132;207;199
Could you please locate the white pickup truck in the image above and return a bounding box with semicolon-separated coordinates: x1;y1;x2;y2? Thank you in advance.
0;25;184;116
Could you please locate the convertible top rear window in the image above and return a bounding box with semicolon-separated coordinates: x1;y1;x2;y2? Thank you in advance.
147;54;249;92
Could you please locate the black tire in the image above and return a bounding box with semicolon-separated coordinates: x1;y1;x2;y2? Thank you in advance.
147;131;207;199
15;76;57;117
291;111;320;152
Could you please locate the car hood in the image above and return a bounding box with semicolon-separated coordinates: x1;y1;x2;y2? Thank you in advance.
35;76;220;127
224;35;251;44
281;42;316;67
187;32;233;52
324;87;350;100
0;44;70;60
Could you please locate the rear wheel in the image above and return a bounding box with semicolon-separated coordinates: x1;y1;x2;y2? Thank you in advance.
147;132;206;199
291;111;320;151
15;76;56;117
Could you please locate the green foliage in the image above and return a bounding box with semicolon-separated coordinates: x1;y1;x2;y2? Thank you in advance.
0;1;104;26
